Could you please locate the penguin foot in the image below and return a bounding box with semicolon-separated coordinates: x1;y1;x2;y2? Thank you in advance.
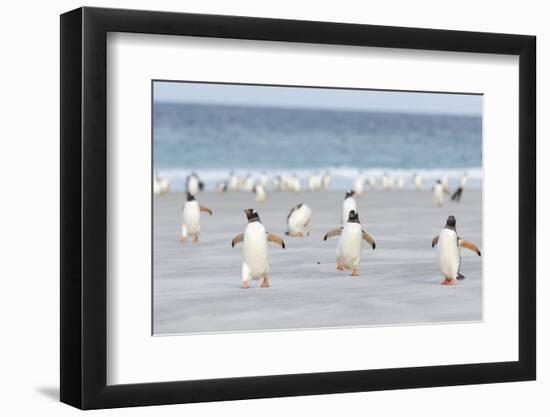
261;277;270;288
441;278;456;286
337;263;344;272
241;281;250;289
192;235;199;243
179;236;187;243
351;269;359;277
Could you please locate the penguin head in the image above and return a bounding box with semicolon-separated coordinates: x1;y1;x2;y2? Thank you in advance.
436;179;442;184
347;210;360;223
345;190;355;199
445;215;456;228
186;192;195;201
244;208;261;223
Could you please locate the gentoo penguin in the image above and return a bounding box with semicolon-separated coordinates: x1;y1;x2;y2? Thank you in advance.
396;176;405;191
322;171;331;189
433;180;447;207
451;172;468;202
153;171;170;195
460;172;468;188
324;210;376;276
186;172;203;196
153;174;161;195
272;175;282;191
342;190;357;224
382;173;392;191
291;174;301;192
431;215;481;285
253;184;267;202
413;173;422;191
441;175;449;193
231;209;285;289
216;180;228;194
244;174;255;192
281;174;292;191
228;172;240;191
368;175;376;191
180;192;213;243
308;172;322;191
353;172;365;196
259;172;269;189
286;203;312;237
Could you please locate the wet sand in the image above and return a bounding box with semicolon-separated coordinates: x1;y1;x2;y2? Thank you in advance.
153;189;482;334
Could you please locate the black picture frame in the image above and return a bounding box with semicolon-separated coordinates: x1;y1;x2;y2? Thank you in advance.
60;6;536;410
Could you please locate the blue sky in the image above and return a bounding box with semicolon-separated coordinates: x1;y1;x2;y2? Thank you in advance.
153;81;482;116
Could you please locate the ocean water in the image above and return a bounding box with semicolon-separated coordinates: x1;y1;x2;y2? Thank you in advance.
153;102;482;190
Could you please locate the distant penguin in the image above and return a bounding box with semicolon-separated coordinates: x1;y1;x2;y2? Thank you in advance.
186;172;203;196
324;210;376;276
433;180;446;207
431;215;481;285
286;203;312;237
272;175;282;191
244;174;255;192
451;186;464;202
451;172;468;202
441;175;449;193
228;172;240;191
382;173;392;190
291;174;301;192
180;192;213;243
281;174;292;191
322;171;331;189
231;209;285;289
216;180;228;194
342;190;357;224
259;172;269;189
396;176;405;191
413;173;422;191
353;172;365;196
153;171;170;195
153;174;161;195
460;172;468;188
368;175;376;191
308;173;322;191
253;184;267;202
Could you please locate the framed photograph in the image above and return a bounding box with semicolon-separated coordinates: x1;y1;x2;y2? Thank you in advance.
60;7;536;410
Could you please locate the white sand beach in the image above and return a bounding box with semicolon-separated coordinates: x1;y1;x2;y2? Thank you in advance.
153;189;482;335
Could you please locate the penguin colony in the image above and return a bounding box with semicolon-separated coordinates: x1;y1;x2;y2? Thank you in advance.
163;171;480;289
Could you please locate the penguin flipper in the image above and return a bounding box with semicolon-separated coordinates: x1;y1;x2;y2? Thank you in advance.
457;272;466;280
459;239;481;256
431;236;439;248
362;230;376;249
231;233;244;248
200;205;213;215
267;233;285;249
323;227;343;241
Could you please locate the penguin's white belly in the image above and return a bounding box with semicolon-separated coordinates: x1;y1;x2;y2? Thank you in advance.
243;223;269;279
288;205;311;233
342;198;357;224
437;229;460;279
337;225;363;269
182;201;200;235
